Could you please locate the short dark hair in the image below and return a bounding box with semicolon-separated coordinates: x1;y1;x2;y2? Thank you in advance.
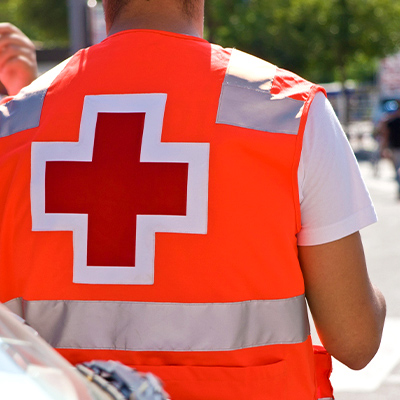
105;0;201;27
181;0;199;18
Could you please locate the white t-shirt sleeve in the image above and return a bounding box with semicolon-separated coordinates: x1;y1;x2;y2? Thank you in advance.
297;91;377;246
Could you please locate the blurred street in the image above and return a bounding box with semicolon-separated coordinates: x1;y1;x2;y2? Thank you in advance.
324;154;400;399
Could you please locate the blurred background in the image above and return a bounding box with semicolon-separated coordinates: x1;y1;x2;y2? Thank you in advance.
1;0;400;398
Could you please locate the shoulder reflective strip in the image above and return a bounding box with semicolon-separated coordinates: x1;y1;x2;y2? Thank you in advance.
216;49;304;135
0;58;71;138
0;89;47;138
223;49;276;92
5;296;309;352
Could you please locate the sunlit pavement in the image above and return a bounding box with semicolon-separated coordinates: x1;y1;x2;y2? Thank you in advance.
318;157;400;399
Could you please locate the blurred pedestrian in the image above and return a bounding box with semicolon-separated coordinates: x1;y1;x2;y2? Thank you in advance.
380;100;400;198
0;22;37;97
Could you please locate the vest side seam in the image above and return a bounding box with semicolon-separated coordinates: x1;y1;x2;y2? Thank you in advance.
292;84;328;234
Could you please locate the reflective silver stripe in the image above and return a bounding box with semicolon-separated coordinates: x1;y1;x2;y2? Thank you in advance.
0;89;47;137
5;297;23;316
0;58;71;138
5;296;310;352
216;49;304;135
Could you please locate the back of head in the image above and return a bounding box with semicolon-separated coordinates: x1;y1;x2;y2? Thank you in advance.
103;0;130;28
104;0;202;29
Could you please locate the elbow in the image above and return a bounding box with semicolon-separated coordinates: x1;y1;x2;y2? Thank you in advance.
331;288;387;370
340;344;380;370
330;313;386;370
324;336;382;370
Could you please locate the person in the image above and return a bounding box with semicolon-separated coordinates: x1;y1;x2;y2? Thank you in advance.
380;100;400;199
0;22;37;97
0;1;386;399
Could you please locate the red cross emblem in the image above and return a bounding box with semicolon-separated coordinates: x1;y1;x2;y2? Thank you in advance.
31;94;210;285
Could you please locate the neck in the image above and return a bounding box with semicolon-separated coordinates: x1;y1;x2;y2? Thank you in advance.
107;0;204;38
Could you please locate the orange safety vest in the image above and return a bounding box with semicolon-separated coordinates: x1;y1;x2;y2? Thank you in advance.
0;30;332;399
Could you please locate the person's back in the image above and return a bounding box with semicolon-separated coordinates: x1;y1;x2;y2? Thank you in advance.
0;28;320;399
0;1;386;399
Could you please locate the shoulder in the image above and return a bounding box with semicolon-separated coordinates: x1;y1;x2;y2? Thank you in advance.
221;48;325;101
216;48;325;135
0;56;74;139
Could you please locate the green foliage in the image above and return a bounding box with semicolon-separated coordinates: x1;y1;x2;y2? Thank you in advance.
205;0;400;83
0;0;68;47
0;0;18;24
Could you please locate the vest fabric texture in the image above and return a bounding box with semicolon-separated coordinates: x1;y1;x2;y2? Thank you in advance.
0;30;330;399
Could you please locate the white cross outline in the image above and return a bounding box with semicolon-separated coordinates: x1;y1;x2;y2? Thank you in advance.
31;94;210;285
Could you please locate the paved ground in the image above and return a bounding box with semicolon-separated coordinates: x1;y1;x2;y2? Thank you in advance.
319;156;400;399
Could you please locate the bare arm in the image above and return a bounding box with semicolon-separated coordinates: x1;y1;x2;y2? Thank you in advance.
298;231;386;370
0;23;37;96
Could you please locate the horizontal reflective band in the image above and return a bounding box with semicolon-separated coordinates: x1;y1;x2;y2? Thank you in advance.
216;49;303;135
0;58;70;138
5;296;309;352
